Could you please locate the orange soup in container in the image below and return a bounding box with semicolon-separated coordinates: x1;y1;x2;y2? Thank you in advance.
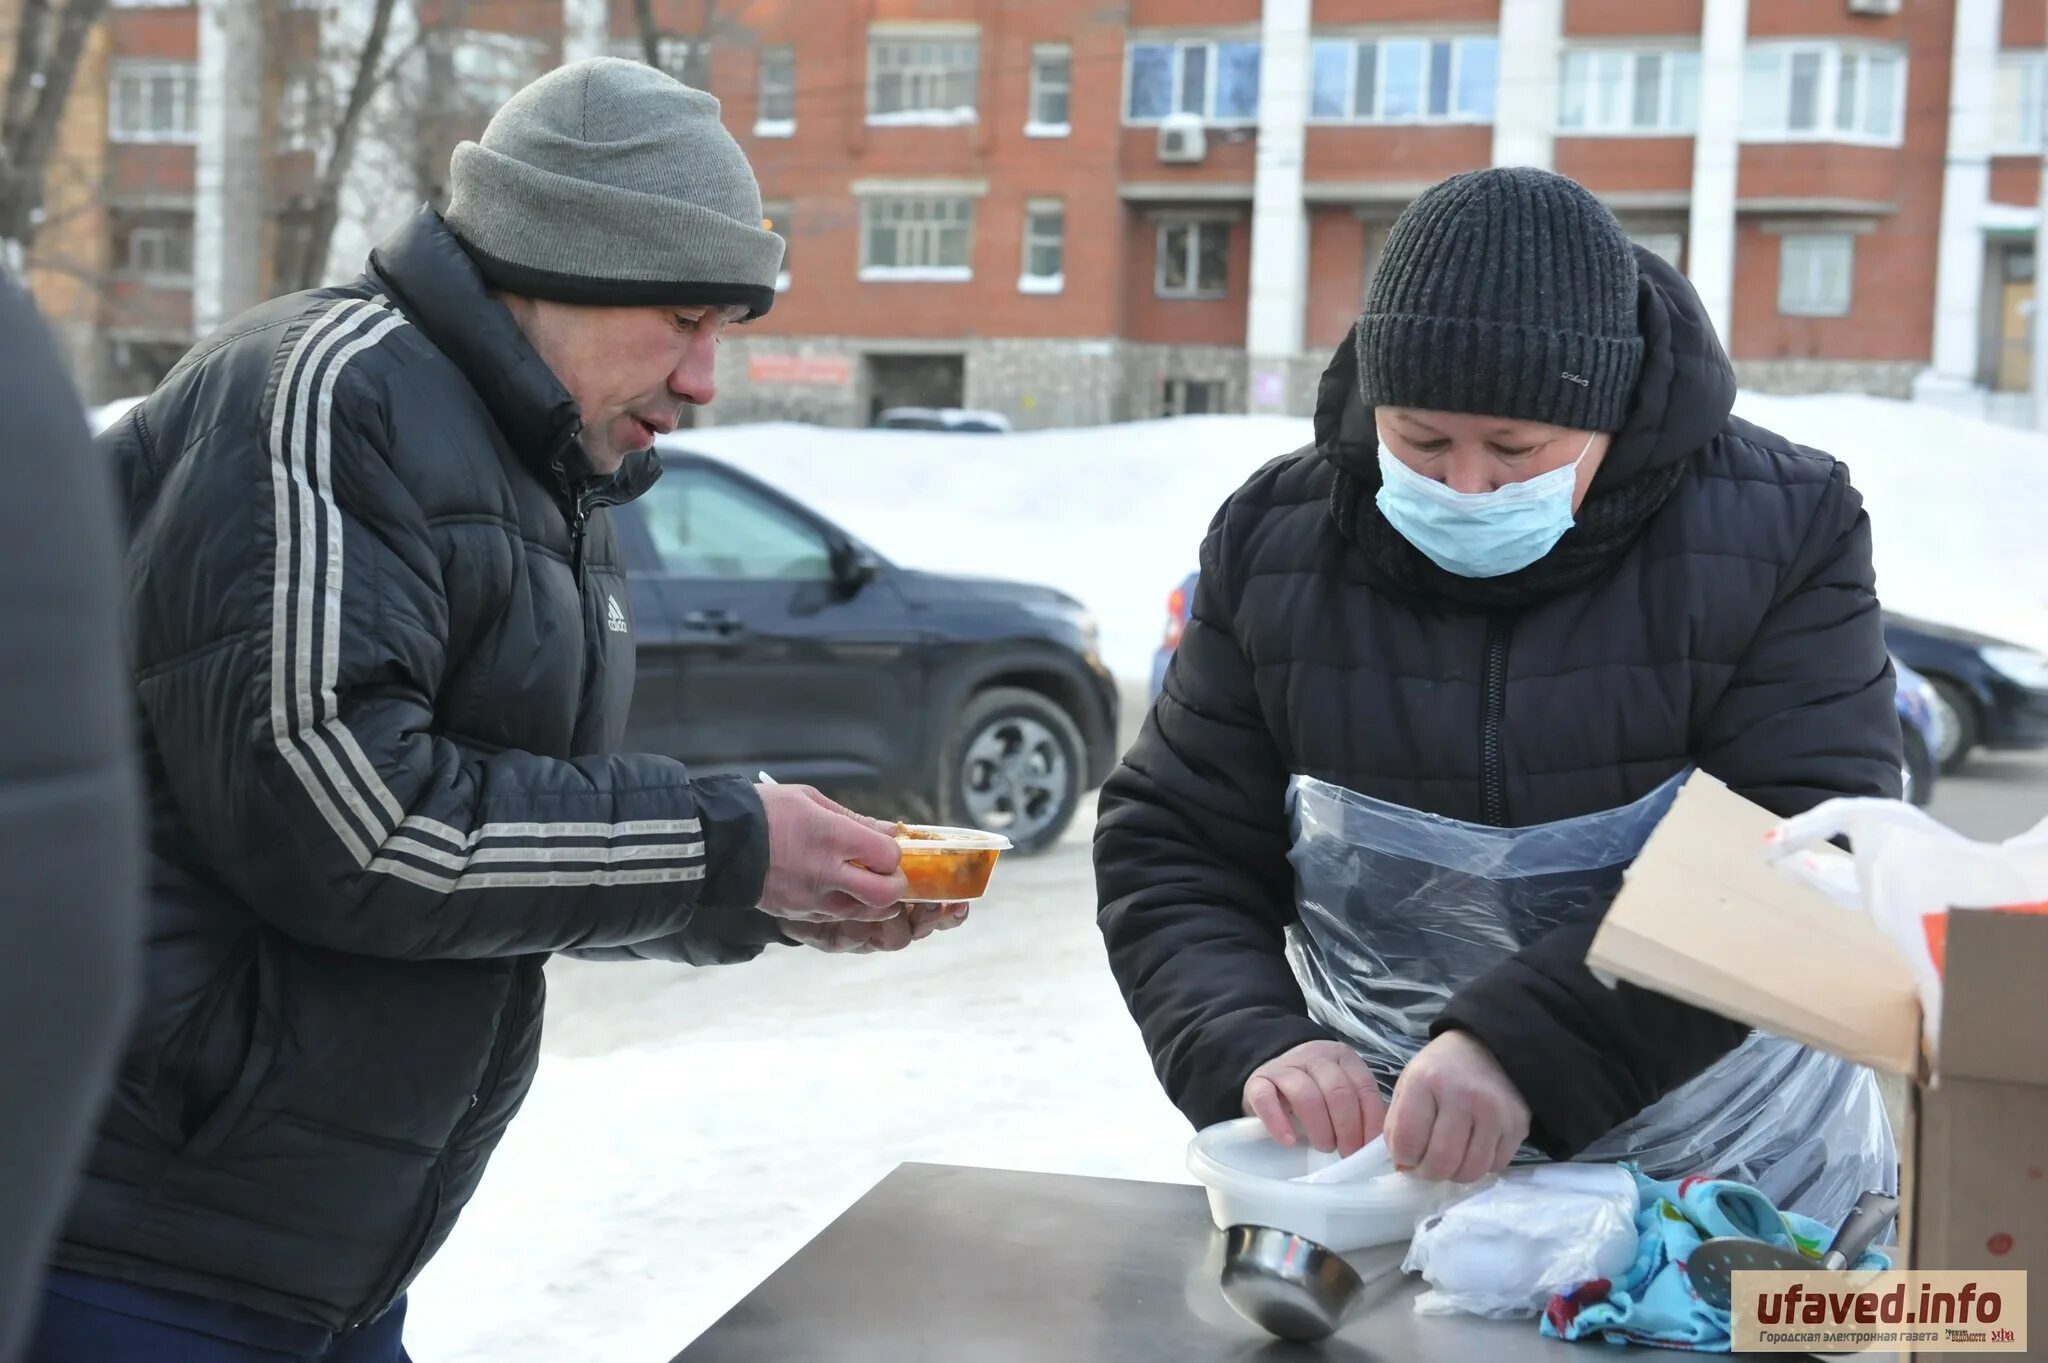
893;825;1013;903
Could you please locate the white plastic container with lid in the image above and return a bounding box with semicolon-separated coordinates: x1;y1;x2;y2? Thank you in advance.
1187;1118;1456;1252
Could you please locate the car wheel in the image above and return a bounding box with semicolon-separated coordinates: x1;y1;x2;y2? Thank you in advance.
1901;724;1936;808
1929;678;1980;775
938;687;1086;856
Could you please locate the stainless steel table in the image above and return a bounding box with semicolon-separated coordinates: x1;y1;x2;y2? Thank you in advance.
672;1163;1888;1361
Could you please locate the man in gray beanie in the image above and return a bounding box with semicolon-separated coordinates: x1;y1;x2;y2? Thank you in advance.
30;59;963;1361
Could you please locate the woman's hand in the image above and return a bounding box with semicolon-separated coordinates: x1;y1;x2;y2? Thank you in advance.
1241;1040;1385;1155
1383;1029;1530;1183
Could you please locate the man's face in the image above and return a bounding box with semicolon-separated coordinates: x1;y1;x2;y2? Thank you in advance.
504;297;745;475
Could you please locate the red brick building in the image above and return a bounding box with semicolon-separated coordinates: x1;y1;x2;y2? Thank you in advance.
44;0;2048;428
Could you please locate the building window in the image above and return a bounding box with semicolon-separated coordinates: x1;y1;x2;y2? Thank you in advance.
1778;233;1855;317
762;200;791;292
1156;220;1229;300
757;47;795;134
1742;45;1905;145
277;72;320;153
113;212;195;283
108;62;199;144
1020;201;1064;294
1629;231;1684;268
1310;36;1496;124
1162;378;1225;417
447;32;546;113
1126;38;1261;124
1557;48;1699;134
860;197;974;280
868;33;979;125
1028;44;1072;135
610;36;696;83
1993;52;2044;154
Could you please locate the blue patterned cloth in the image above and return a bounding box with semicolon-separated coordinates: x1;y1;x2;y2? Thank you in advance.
1538;1166;1890;1352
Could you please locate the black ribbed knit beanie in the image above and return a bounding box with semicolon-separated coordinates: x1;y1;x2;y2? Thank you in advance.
1357;167;1644;433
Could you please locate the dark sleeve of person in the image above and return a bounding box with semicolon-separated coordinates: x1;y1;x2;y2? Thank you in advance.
134;364;779;964
1094;502;1339;1132
1433;463;1898;1157
0;283;145;1363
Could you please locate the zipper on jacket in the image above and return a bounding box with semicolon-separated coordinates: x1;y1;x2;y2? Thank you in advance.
345;966;530;1331
1480;618;1513;827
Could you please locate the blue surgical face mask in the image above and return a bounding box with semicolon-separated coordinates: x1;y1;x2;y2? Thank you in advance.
1373;433;1595;579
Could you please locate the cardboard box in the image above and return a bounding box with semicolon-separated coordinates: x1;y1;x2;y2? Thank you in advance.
1587;773;2047;1360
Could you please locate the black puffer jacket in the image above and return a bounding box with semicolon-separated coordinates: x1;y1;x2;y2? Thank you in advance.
58;210;783;1331
1095;250;1900;1156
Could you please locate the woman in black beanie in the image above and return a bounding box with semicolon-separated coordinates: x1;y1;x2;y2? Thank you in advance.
1095;167;1900;1209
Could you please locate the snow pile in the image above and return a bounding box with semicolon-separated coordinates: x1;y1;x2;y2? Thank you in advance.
679;397;2048;683
1731;391;2048;653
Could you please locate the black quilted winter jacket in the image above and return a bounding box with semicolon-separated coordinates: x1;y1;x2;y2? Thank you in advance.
1095;250;1902;1157
55;210;784;1332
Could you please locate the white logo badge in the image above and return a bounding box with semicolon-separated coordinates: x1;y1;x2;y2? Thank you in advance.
605;594;629;635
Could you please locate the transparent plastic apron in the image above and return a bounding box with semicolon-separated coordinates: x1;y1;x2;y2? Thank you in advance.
1282;770;1897;1229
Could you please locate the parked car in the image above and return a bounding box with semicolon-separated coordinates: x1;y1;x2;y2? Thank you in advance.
1884;613;2048;773
1894;659;1943;808
611;448;1117;853
1153;571;1945;806
872;406;1014;434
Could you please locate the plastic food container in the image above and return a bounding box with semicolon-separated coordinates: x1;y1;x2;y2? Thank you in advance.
894;825;1013;903
1187;1117;1456;1252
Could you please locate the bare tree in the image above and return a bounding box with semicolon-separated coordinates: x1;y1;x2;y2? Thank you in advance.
0;0;108;273
271;0;401;293
632;0;717;93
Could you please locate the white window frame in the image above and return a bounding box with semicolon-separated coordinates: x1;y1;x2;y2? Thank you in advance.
121;223;194;283
1778;232;1855;317
1155;218;1231;300
1741;42;1907;147
448;31;546;113
762;199;792;293
108;61;199;144
1556;46;1701;135
866;29;980;127
1123;35;1263;127
1629;231;1685;268
1992;51;2045;155
277;72;319;154
609;36;695;83
859;195;976;281
1026;44;1072;137
1307;34;1498;126
1019;199;1065;294
756;46;796;136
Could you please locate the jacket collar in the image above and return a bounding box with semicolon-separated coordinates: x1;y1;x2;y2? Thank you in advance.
368;208;584;481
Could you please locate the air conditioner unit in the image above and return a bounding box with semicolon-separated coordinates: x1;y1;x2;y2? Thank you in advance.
1846;0;1901;15
1158;113;1207;164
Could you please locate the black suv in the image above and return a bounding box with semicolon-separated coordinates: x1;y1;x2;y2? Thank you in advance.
608;449;1120;853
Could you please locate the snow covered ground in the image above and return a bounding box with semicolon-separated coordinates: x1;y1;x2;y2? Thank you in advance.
668;394;2048;686
403;397;2047;1361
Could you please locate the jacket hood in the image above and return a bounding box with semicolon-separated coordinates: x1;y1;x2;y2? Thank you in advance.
1314;245;1737;491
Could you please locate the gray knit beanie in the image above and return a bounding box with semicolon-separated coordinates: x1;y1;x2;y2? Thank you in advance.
1357;167;1643;432
444;58;783;318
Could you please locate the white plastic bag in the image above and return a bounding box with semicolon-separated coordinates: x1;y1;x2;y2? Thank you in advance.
1764;798;2048;1064
1401;1163;1639;1319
